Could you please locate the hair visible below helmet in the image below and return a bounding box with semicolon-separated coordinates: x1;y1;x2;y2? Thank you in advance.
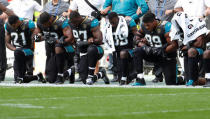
39;11;51;24
69;11;81;20
142;12;156;23
8;15;19;25
108;12;118;20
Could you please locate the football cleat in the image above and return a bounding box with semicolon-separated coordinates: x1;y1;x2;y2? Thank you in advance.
132;78;146;86
37;72;46;83
152;77;163;83
15;77;23;84
119;80;126;85
69;66;75;84
186;80;194;86
86;78;93;85
64;66;75;84
203;79;210;87
100;68;110;84
55;75;64;84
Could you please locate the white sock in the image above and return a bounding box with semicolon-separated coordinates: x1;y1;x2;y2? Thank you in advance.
121;77;127;81
99;72;103;78
58;73;63;77
205;73;210;79
137;73;144;79
67;68;72;75
18;77;23;80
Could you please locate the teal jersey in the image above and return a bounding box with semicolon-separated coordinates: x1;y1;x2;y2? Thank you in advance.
5;19;35;48
103;0;148;20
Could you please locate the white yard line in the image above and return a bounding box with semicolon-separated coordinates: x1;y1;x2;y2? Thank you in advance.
65;108;210;117
0;103;44;109
4;107;210;119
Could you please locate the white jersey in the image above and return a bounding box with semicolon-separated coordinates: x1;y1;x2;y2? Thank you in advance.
69;0;104;16
7;0;42;20
170;12;208;45
174;0;210;18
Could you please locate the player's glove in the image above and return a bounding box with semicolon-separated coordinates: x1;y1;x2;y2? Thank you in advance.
58;36;67;44
46;37;57;44
33;33;42;42
142;45;153;55
21;48;33;56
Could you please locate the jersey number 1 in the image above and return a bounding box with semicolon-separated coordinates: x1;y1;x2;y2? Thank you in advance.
11;32;26;46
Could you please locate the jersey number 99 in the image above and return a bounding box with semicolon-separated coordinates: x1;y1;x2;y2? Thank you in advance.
145;34;162;47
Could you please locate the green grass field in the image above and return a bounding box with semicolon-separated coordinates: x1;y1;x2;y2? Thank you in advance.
0;87;210;119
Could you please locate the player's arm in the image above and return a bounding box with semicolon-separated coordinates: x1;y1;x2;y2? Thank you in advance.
134;28;147;47
164;32;178;53
165;40;179;53
62;26;75;44
0;3;15;16
91;26;103;45
101;6;112;15
131;22;147;47
192;35;205;48
163;22;178;53
28;20;36;49
206;32;210;43
5;32;16;51
90;19;103;45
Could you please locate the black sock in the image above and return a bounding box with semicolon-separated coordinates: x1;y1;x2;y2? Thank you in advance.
188;57;198;81
134;48;144;73
88;67;95;76
55;53;65;74
121;58;128;77
203;59;210;73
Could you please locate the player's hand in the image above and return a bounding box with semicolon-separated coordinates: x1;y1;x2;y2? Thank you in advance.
62;12;69;17
137;42;146;47
101;9;108;15
140;38;147;44
88;37;94;44
136;7;142;15
165;9;173;15
205;8;210;17
125;16;132;21
33;33;42;42
46;37;57;44
21;48;33;56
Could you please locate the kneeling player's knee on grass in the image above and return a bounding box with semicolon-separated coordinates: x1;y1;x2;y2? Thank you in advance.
120;51;128;59
203;50;210;59
188;48;198;57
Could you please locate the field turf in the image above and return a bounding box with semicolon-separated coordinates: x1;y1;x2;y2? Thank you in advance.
0;86;210;119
